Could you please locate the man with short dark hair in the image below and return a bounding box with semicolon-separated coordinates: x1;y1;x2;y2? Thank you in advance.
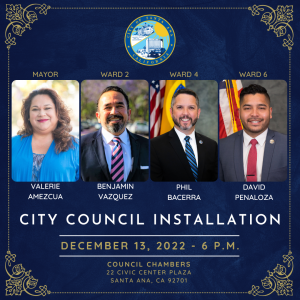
151;88;218;182
219;84;287;182
81;86;149;182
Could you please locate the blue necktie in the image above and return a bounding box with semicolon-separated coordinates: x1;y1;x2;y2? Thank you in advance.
184;136;198;181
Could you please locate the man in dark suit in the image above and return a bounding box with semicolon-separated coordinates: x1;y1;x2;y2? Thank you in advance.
219;84;287;182
81;86;148;182
151;88;218;182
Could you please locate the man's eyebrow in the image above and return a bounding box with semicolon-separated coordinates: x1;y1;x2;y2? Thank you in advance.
242;103;267;108
103;101;125;107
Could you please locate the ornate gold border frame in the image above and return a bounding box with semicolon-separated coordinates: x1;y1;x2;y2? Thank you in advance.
5;3;294;297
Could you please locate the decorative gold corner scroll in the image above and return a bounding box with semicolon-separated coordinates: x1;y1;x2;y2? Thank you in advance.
248;251;294;296
248;5;294;50
5;3;51;49
5;251;50;296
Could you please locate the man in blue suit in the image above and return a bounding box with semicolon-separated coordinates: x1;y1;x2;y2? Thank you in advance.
219;84;287;182
81;86;148;182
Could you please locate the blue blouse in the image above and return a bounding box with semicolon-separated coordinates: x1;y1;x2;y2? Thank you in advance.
12;135;79;182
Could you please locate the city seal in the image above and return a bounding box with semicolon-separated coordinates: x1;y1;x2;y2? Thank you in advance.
125;15;175;66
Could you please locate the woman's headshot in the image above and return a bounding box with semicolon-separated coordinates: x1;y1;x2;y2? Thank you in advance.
12;81;79;182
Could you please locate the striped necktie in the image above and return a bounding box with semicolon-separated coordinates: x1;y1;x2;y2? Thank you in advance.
111;137;124;182
184;136;198;181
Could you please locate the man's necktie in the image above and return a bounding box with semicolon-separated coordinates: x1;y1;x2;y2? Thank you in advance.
111;137;124;182
247;139;258;182
184;136;198;181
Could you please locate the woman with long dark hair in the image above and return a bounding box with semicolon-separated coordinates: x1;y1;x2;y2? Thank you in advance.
12;88;79;182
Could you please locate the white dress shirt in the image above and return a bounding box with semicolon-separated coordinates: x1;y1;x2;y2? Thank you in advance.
101;127;132;181
174;127;198;166
243;129;268;182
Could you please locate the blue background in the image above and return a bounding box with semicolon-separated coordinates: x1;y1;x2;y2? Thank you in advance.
1;0;299;299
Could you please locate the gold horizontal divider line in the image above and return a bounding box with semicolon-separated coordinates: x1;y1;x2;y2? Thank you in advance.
49;7;248;9
50;291;249;294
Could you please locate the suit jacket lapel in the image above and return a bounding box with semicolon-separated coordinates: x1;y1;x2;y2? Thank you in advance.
126;131;139;182
93;129;111;181
261;129;275;182
195;133;205;181
234;131;245;181
169;128;194;179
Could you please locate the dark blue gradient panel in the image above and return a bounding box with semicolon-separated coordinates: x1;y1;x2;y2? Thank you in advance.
1;1;299;299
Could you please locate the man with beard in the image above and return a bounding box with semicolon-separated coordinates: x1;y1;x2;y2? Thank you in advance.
81;86;148;182
150;88;218;181
219;84;287;182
